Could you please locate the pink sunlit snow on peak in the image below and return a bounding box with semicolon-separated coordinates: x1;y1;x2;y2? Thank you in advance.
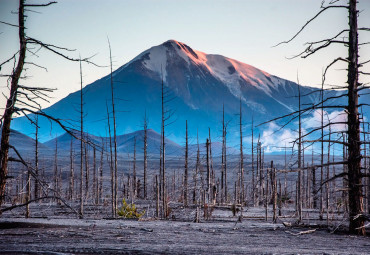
132;40;284;99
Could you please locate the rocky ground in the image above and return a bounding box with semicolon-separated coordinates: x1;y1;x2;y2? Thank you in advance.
0;203;369;254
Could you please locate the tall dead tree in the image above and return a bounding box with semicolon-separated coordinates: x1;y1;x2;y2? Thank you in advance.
184;120;188;207
193;130;201;204
159;73;174;218
93;147;96;203
297;84;302;222
143;112;148;199
34;115;39;200
221;104;225;203
0;0;26;207
69;137;74;200
161;77;166;218
98;137;104;204
0;1;97;210
133;136;137;198
272;0;368;234
108;39;118;216
221;106;229;203
251;115;255;206
84;136;89;199
346;0;365;234
320;80;325;220
206;138;211;203
79;59;84;218
239;98;245;204
106;102;115;217
34;115;40;199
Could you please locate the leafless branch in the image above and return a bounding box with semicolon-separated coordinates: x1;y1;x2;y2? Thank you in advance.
273;5;349;47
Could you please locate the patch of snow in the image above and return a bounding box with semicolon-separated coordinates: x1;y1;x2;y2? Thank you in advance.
162;40;277;99
142;45;168;82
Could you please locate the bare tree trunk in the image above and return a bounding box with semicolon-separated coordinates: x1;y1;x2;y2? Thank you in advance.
156;175;159;218
221;104;225;204
251;116;255;206
26;165;30;218
206;138;210;204
79;59;84;218
326;128;331;225
320;80;324;220
239;98;244;204
297;85;302;222
34;115;39;199
0;0;26;208
184;120;188;207
108;39;118;217
312;148;317;209
368;123;370;214
69;137;74;200
194;131;200;205
93;147;97;204
143;113;148;199
84;140;89;200
99;138;104;204
343;134;349;214
133;137;137;198
161;78;166;218
264;171;268;221
224;122;228;203
106;103;114;217
273;166;277;223
54;139;58;202
347;0;364;235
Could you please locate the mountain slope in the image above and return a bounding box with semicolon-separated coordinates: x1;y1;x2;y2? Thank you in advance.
12;40;343;145
1;130;52;156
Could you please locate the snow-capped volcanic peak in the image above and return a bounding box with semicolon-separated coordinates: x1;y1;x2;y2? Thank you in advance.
137;40;277;98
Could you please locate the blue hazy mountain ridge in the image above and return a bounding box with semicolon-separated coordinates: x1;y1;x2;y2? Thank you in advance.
11;40;355;148
2;130;52;156
43;129;183;156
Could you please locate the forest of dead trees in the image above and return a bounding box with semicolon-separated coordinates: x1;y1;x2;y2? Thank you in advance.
0;0;369;237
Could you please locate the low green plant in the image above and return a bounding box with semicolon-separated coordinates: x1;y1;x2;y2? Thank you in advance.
117;198;145;219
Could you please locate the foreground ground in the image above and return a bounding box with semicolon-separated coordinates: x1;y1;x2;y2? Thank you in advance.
1;202;370;254
1;208;370;254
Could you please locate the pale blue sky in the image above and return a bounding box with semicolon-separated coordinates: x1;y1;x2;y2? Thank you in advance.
1;0;369;108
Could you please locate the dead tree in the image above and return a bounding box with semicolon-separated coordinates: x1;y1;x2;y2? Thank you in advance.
273;165;277;223
108;38;118;216
53;138;59;202
69;137;74;200
193;130;201;204
143;112;148;199
0;0;97;210
272;0;369;235
320;80;325;220
251;115;255;206
79;59;84;218
206;138;211;203
34;115;39;199
93;147;97;203
184;120;188;207
106;102;114;217
221;105;229;203
297;84;302;222
159;74;174;218
221;104;225;204
26;160;31;218
98;137;104;204
84;136;89;199
239;98;245;204
133;136;137;198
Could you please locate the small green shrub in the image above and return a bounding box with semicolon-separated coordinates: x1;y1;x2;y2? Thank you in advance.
117;198;145;219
